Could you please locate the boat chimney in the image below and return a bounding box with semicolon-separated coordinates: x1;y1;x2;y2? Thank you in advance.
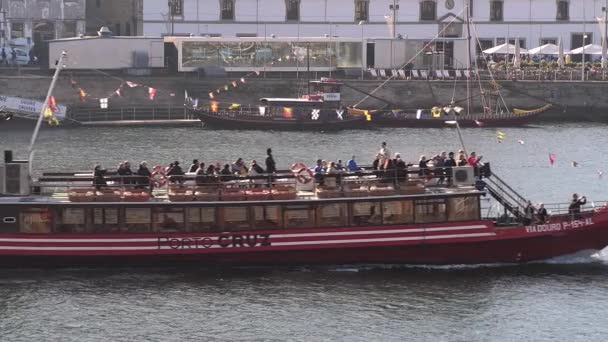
0;151;31;196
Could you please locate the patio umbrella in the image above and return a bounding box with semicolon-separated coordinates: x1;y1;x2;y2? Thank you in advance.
569;44;603;55
482;43;529;55
513;41;521;68
527;44;559;55
557;38;565;68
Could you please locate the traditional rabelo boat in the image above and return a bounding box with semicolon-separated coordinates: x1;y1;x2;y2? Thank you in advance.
190;78;369;131
1;149;608;268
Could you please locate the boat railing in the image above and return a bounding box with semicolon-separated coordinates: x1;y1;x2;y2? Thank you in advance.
33;166;482;201
483;171;529;219
70;106;193;123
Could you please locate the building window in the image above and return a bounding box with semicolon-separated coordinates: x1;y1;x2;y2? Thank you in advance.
476;39;494;54
420;1;437;21
490;1;503;21
169;0;183;16
540;38;557;45
355;0;369;21
220;0;235;20
556;1;569;20
286;0;300;21
10;22;24;38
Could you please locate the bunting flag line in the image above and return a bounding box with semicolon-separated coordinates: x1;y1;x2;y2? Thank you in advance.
549;153;557;166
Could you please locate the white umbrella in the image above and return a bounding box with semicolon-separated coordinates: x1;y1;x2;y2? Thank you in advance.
557;38;565;68
569;44;603;55
482;43;529;55
527;44;560;55
513;41;521;68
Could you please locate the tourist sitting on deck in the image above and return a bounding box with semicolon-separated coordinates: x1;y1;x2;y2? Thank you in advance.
336;160;345;170
347;156;360;171
166;161;185;184
195;164;207;186
232;158;249;175
220;164;234;181
314;159;325;186
536;203;548;224
568;193;587;219
326;161;342;187
206;164;217;175
93;164;107;190
135;161;152;190
457;153;468;166
418;155;430;177
117;161;133;185
188;159;200;173
249;160;265;175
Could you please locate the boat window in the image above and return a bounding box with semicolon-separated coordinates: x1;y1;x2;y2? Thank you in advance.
382;200;414;225
125;208;151;233
93;208;119;233
447;196;480;221
350;202;382;226
415;199;447;223
187;207;217;232
222;207;251;231
318;203;347;227
56;208;87;233
19;208;52;234
284;205;315;229
153;207;185;232
253;206;281;230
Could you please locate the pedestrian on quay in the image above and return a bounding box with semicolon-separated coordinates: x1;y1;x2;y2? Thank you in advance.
0;47;6;66
10;49;17;67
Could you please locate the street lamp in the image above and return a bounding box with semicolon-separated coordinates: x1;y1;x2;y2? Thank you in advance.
582;34;588;81
359;20;365;79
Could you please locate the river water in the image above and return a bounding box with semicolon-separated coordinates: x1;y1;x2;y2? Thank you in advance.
1;123;608;341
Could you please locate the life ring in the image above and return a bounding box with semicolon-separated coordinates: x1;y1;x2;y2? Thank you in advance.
431;106;442;118
290;162;307;173
295;168;314;184
151;165;168;188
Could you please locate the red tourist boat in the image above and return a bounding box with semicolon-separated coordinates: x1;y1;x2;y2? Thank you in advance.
1;150;607;268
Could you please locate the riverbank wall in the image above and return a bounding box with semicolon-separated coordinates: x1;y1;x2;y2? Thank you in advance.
0;75;605;121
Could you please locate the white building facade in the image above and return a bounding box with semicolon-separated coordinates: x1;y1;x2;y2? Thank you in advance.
142;0;608;52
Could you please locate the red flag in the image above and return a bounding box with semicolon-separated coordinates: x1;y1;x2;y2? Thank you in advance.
549;153;557;165
148;87;157;100
48;96;57;113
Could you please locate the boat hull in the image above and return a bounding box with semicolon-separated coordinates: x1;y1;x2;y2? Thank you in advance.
194;110;368;131
1;213;607;268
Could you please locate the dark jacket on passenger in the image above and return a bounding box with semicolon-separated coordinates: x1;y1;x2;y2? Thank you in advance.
265;155;276;173
136;166;152;186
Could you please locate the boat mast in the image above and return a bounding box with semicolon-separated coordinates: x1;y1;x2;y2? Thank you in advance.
465;0;471;116
28;51;67;179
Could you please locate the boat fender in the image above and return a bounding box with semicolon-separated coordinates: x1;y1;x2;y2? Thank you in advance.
290;162;308;173
295;168;314;185
151;165;168;188
431;107;442;118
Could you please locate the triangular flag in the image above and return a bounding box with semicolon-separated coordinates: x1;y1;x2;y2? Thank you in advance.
48;96;57;113
148;87;157;100
126;81;139;88
240;78;246;83
228;103;240;109
416;109;422;119
224;85;229;91
496;131;505;143
209;92;214;99
549;153;557;165
474;120;484;127
115;86;123;97
43;106;54;118
231;81;238;87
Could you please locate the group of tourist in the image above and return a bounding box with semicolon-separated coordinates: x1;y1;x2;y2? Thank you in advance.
522;193;588;225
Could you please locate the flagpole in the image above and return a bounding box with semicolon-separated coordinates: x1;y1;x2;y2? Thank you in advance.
28;51;66;180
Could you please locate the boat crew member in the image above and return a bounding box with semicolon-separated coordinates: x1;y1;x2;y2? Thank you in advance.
568;194;587;219
266;148;277;173
536;203;548;224
523;201;536;225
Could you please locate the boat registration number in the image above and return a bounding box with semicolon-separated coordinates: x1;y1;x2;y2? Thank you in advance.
525;218;593;233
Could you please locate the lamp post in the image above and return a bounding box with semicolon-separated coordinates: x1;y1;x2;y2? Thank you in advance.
582;34;587;81
359;20;365;79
